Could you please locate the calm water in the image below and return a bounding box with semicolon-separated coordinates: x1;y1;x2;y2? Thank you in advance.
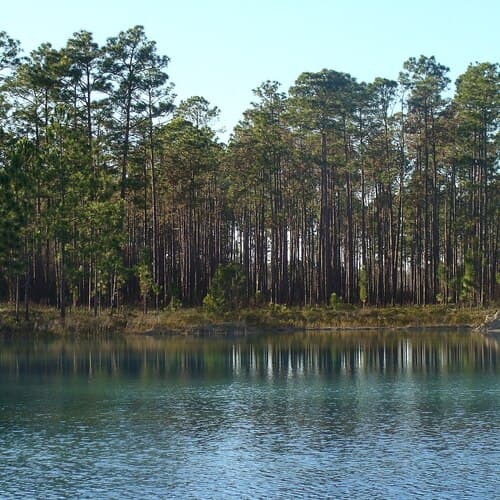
0;329;498;499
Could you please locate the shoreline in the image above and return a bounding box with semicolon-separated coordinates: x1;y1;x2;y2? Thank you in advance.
0;304;496;337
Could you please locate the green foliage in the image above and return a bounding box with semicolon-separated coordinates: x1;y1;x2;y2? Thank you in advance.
202;292;223;314
203;263;247;314
0;138;35;273
460;252;477;305
329;292;342;309
136;259;152;299
455;62;499;131
176;96;220;129
159;116;220;198
0;31;20;72
399;55;450;111
134;251;154;313
289;69;358;132
359;267;368;305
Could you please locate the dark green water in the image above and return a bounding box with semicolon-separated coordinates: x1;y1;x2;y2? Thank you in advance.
0;329;498;498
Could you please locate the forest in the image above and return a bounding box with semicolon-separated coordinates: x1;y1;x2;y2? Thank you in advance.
0;26;498;318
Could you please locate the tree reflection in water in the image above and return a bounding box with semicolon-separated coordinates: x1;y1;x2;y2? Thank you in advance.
0;330;497;379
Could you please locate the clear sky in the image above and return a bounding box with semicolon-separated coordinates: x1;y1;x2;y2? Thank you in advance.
2;0;499;140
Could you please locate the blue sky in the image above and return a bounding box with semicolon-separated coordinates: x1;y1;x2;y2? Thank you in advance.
2;0;499;140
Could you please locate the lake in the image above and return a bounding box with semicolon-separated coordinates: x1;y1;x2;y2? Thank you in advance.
0;329;498;498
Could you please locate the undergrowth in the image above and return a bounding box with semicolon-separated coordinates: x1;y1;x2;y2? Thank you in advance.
0;303;496;336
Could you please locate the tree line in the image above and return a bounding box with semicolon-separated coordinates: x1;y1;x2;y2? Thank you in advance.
0;26;498;318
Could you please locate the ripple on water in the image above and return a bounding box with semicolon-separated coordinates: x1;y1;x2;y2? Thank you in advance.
0;332;499;499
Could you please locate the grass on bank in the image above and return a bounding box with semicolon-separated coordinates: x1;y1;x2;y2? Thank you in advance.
0;302;496;336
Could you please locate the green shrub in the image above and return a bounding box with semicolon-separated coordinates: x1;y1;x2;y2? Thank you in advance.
203;263;247;313
359;267;368;306
329;292;342;309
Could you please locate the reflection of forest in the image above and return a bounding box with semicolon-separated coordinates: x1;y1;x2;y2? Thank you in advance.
0;331;497;379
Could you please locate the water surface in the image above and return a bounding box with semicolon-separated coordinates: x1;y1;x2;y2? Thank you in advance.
0;329;498;498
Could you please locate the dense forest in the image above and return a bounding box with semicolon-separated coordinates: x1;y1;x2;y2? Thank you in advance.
0;26;498;317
